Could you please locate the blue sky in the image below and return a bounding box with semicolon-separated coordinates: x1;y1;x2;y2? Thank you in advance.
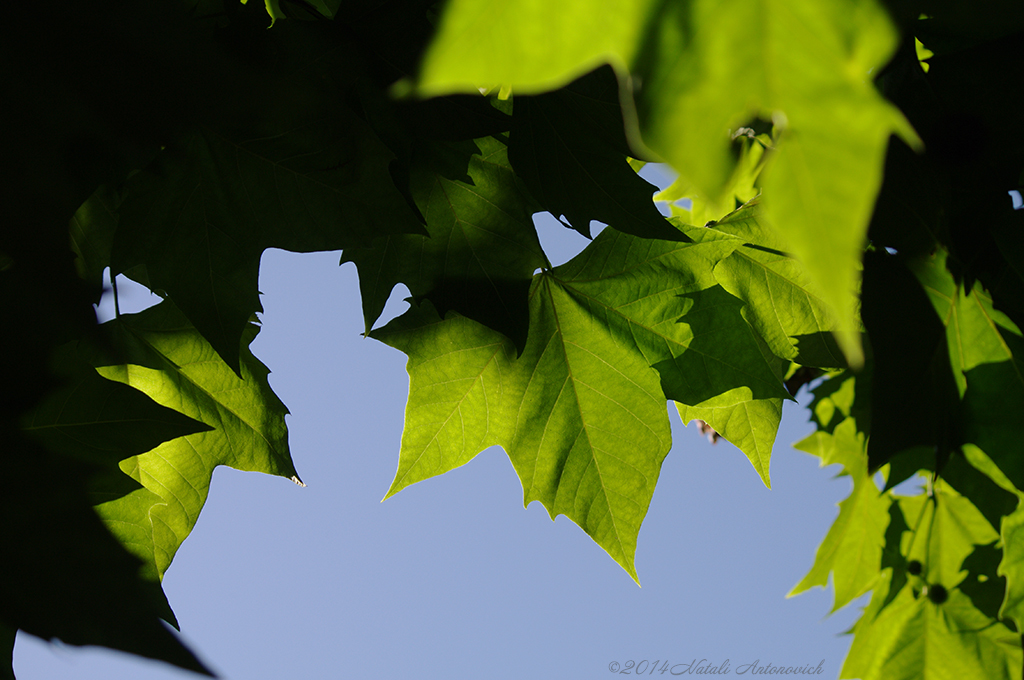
15;166;868;679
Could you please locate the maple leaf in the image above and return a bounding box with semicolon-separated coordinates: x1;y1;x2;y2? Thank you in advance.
82;301;301;586
416;0;921;365
842;573;1021;680
342;135;545;348
789;418;889;611
904;249;1024;488
376;210;795;577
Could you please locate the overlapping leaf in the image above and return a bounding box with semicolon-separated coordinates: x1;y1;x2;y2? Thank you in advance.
342;135;545;347
376;213;798;577
898;484;999;594
654;129;770;228
507;65;679;240
416;0;919;365
791;346;1024;678
708;201;845;368
21;342;211;469
910;249;1024;490
505;273;673;578
108;23;425;371
82;301;301;582
1;436;212;677
415;0;658;96
838;483;1017;680
112;116;423;371
639;0;921;365
841;573;1021;680
6;343;213;675
525;220;790;495
999;504;1024;632
68;186;120;301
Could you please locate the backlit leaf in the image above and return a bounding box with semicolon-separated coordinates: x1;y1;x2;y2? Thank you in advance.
842;575;1021;680
789;418;888;610
374;301;516;498
83;301;301;581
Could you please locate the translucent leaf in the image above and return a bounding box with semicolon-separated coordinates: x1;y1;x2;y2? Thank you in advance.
709;201;845;368
508;65;679;240
84;301;301;580
789;418;888;610
999;503;1024;632
417;0;920;365
910;249;1024;490
842;576;1021;680
377;219;793;577
416;0;658;96
109;34;425;371
373;301;516;498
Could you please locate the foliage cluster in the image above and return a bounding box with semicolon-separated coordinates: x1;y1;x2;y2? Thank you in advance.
1;0;1022;678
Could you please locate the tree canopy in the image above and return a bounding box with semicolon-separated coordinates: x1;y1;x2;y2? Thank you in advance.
1;0;1022;678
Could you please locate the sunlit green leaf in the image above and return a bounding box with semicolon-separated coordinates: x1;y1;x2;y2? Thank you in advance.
418;0;919;365
898;484;999;593
789;418;888;610
20;342;210;469
708;201;844;368
83;301;301;581
842;575;1021;680
374;301;516;498
377;216;796;577
416;0;658;96
999;503;1024;633
910;249;1024;490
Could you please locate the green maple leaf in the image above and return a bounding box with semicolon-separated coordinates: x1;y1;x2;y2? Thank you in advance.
82;301;301;583
958;542;1009;625
842;573;1021;680
20;341;211;469
374;300;517;498
634;0;919;366
8;344;214;674
416;0;919;365
709;200;845;368
835;483;1012;679
502;273;673;580
342;135;545;348
898;484;999;596
415;0;658;96
654;130;769;228
1;436;213;677
999;503;1024;633
68;186;120;302
18;341;212;628
533;220;790;492
910;249;1024;490
377;217;792;577
789;418;889;610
